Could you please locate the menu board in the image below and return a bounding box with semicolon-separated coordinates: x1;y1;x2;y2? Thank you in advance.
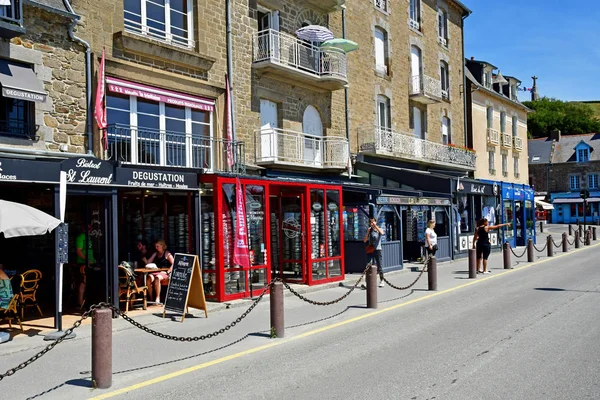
163;253;208;321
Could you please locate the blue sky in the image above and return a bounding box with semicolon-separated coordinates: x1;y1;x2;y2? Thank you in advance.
464;0;600;102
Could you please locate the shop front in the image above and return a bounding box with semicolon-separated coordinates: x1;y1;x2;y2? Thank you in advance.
200;175;344;303
551;192;600;224
485;182;536;247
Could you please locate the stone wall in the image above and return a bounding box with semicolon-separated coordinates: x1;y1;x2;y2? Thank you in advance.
0;5;87;153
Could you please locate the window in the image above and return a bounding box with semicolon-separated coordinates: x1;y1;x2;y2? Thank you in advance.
0;95;34;139
513;157;519;177
486;106;493;129
440;62;449;100
374;27;389;74
588;173;598;189
577;148;589;162
374;0;389;13
124;0;194;48
502;153;508;176
488;150;495;173
410;106;426;139
377;95;391;130
409;0;421;30
437;8;448;46
570;175;580;190
500;111;506;133
442;116;451;145
512;115;518;136
483;70;492;88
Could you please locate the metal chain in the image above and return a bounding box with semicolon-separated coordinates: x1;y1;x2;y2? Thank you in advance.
280;265;369;306
510;246;527;258
552;238;563;248
114;282;270;341
0;303;103;382
533;243;548;252
567;238;575;246
383;255;429;291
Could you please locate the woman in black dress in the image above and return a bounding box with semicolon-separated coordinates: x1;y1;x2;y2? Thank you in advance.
472;218;510;274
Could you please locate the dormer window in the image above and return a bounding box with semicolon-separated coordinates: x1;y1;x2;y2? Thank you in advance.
482;70;492;88
578;148;589;162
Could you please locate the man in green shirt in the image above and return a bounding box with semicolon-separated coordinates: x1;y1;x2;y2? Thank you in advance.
75;225;95;307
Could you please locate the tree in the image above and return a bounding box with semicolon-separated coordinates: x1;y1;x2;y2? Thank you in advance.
523;97;600;138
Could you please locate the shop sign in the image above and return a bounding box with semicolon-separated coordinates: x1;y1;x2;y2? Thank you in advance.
115;167;198;189
493;183;499;196
61;157;114;185
312;202;323;211
0;158;60;183
377;196;451;206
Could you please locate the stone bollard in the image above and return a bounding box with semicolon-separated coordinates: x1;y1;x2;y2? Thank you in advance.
92;307;112;389
428;257;438;291
547;235;553;257
366;264;378;308
569;224;573;236
539;221;544;233
575;231;580;249
579;224;583;237
468;248;477;279
270;281;284;338
562;233;568;253
594;227;597;241
585;231;591;246
503;242;511;269
527;238;534;262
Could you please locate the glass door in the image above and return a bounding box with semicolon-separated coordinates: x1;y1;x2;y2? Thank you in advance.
279;192;306;282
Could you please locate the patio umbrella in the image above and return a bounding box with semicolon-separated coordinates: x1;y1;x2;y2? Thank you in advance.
320;38;359;53
0;200;60;238
295;25;334;42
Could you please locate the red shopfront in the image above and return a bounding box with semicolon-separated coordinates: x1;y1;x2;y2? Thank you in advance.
200;175;345;302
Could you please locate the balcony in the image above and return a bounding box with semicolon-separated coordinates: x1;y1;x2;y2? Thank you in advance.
0;0;25;38
254;128;349;170
409;74;442;104
253;29;348;91
305;0;346;13
513;136;523;151
106;125;245;174
487;128;499;145
501;132;512;148
358;126;476;170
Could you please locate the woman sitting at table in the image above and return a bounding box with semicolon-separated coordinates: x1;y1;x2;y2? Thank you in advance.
145;240;174;304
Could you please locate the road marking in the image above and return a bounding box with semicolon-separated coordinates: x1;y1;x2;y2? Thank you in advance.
89;242;600;399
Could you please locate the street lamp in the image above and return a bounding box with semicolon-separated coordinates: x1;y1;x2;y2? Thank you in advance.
580;189;590;234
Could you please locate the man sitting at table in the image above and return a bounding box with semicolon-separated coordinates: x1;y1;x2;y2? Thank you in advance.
136;239;152;268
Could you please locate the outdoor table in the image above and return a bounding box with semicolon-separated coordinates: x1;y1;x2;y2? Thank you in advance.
134;268;169;304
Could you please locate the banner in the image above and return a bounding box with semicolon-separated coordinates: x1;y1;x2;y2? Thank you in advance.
233;178;250;268
94;49;108;150
225;74;235;169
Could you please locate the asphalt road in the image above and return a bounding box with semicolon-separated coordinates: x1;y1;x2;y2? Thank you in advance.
2;238;599;400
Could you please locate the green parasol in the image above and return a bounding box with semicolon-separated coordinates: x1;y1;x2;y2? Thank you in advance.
320;38;359;53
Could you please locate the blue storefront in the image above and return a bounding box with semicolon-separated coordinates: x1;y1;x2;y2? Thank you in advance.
550;192;600;224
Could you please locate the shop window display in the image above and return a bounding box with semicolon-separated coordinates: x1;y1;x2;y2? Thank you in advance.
310;189;326;280
281;195;304;280
343;206;369;241
525;200;534;238
515;201;523;238
200;189;216;298
504;200;514;240
221;183;247;295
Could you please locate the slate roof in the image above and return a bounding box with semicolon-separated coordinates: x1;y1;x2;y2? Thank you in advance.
465;66;530;111
528;138;553;164
25;0;70;14
552;133;600;163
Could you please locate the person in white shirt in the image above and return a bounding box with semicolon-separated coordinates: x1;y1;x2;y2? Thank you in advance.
425;220;438;257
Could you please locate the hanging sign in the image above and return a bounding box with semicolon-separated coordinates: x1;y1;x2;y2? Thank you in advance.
61;157;114;185
163;253;208;322
377;196;451;206
115;167;198;189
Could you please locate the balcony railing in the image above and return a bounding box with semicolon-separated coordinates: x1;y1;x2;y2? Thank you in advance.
254;128;349;170
501;132;512;148
253;29;348;89
106;124;245;173
513;136;523;151
0;0;25;38
0;118;37;140
358;126;476;170
487;128;499;145
409;74;442;104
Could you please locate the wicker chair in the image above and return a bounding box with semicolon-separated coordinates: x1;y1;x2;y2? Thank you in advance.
118;266;147;312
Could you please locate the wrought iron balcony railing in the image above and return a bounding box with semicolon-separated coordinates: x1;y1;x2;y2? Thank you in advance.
409;74;442;104
254;127;349;169
0;118;36;140
501;132;512;148
513;136;523;151
487;128;499;145
358;125;476;170
106;124;245;173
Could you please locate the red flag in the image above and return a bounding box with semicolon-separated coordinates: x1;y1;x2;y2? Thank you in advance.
225;74;235;169
94;49;108;150
233;177;250;269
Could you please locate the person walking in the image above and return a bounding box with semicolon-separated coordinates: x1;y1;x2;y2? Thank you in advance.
425;219;438;258
364;217;385;288
473;218;510;274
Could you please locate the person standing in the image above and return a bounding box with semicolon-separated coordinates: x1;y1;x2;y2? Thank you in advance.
363;217;385;288
75;224;95;308
425;220;438;258
473;218;510;274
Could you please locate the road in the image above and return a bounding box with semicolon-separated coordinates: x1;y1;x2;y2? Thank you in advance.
2;237;599;399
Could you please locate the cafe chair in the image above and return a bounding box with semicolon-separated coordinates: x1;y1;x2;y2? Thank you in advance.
118;266;147;312
0;294;24;333
18;269;43;320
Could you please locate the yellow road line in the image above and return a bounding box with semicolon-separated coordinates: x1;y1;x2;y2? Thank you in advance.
89;242;600;399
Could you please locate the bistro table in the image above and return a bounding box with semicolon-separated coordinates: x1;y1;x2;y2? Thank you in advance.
134;268;169;305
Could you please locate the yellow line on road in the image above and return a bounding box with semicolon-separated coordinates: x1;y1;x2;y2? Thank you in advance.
89;242;600;399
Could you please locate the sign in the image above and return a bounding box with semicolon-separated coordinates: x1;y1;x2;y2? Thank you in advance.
580;189;590;199
493;183;499;196
115;167;198;189
56;223;69;264
0;158;60;183
377;196;451;206
163;253;207;322
61;157;114;185
233;178;251;268
2;87;47;103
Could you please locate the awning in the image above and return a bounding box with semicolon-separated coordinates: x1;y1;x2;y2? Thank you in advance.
553;197;600;204
535;199;554;210
0;59;47;103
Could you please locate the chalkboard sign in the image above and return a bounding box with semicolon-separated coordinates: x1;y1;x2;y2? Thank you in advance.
163;253;207;321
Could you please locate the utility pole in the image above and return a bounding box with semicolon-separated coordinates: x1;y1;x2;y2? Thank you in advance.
581;189;590;234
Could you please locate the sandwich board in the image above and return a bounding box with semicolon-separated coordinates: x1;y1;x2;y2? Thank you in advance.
163;253;208;322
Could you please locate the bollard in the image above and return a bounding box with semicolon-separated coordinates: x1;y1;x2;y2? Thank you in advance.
366;264;378;308
562;233;568;253
527;238;534;262
270;281;284;338
596;218;600;226
468;248;477;279
547;235;553;257
427;257;438;291
575;231;580;248
539;221;544;233
585;231;591;246
503;242;511;269
92;308;112;389
594;227;597;241
568;224;572;236
579;224;583;237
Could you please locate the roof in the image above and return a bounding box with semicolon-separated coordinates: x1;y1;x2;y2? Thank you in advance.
528;138;553;164
466;66;531;112
467;59;498;70
24;0;72;15
449;0;472;15
552;133;600;163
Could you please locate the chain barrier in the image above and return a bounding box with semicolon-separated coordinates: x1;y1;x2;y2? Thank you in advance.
0;303;105;382
510;246;527;258
552;238;563;249
533;243;548;253
382;255;429;291
280;265;369;306
567;238;575;246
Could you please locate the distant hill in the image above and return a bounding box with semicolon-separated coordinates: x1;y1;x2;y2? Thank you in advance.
578;101;600;119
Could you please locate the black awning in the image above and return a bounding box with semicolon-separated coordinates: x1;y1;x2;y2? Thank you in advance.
0;59;47;103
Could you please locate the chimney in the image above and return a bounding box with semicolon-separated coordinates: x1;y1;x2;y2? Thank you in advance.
550;129;561;142
531;76;540;101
